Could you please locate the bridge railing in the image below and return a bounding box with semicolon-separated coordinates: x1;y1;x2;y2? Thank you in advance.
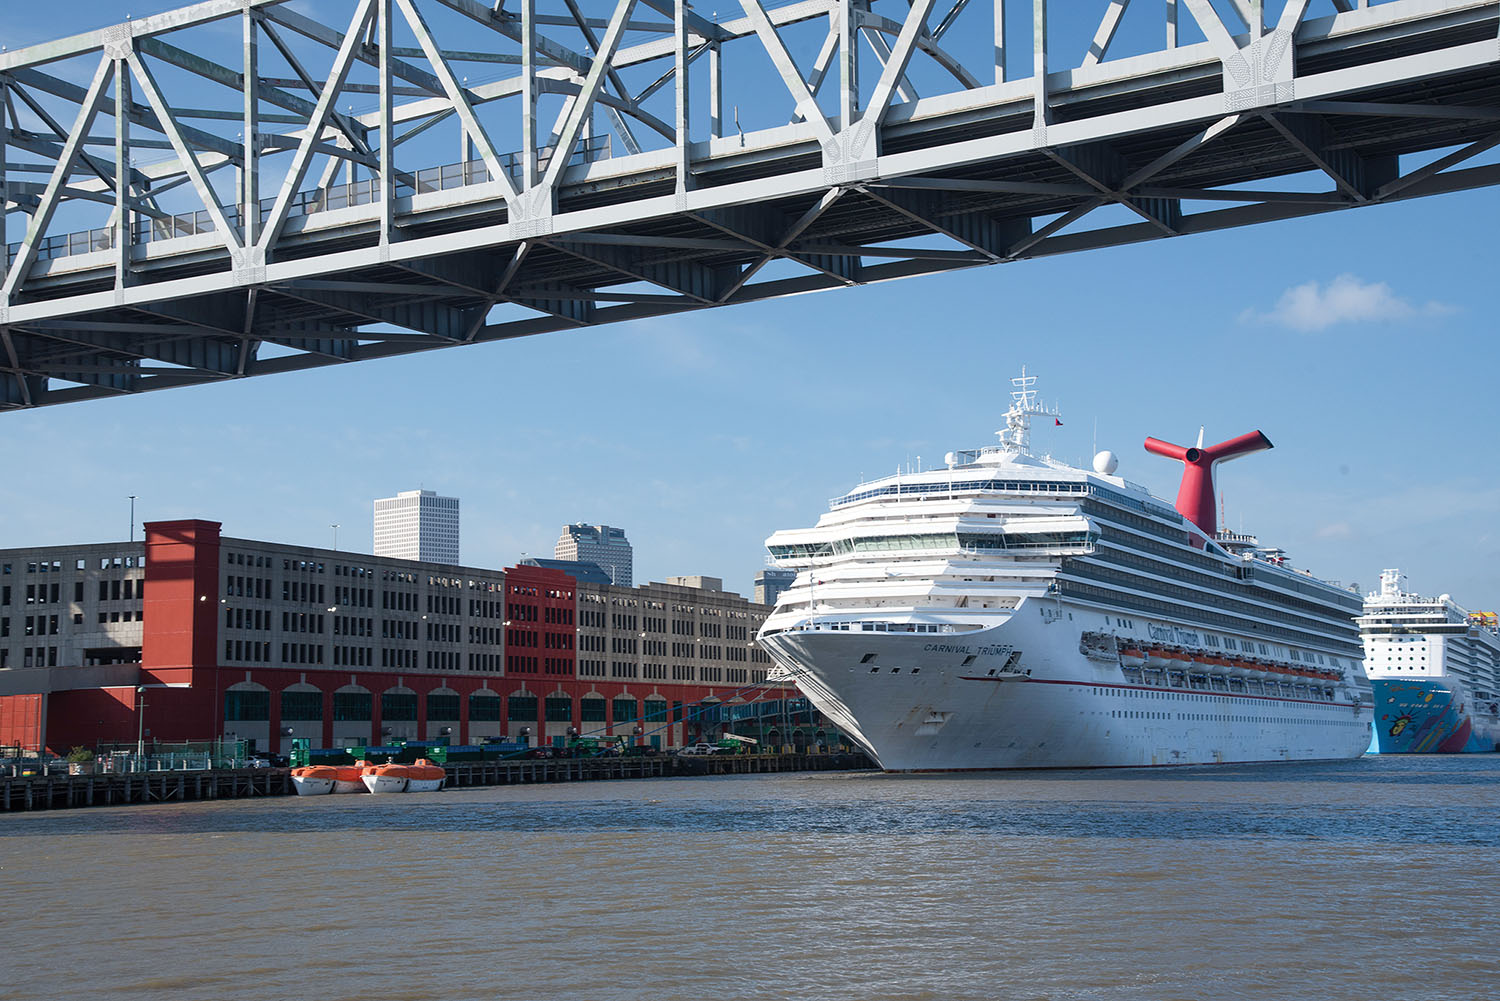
9;136;612;266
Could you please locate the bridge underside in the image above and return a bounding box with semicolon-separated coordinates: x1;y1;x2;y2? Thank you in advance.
2;1;1499;410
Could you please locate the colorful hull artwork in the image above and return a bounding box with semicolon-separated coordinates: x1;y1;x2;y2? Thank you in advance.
1370;679;1498;754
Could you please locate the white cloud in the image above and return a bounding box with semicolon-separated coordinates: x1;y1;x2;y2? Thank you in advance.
1240;274;1456;332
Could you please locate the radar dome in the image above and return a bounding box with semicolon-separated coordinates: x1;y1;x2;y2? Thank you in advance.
1092;450;1119;475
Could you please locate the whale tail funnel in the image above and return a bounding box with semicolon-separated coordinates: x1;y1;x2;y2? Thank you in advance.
1143;430;1272;546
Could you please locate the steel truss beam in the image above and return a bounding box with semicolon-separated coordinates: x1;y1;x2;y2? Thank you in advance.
3;0;1500;411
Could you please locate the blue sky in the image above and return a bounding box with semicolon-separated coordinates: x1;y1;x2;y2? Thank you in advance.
3;2;1497;609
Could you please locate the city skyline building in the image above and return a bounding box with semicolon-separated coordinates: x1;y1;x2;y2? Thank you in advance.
554;524;632;587
374;489;459;564
755;569;797;607
517;557;613;587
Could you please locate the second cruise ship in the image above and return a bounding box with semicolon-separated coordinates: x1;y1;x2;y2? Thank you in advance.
757;372;1374;770
1360;569;1500;753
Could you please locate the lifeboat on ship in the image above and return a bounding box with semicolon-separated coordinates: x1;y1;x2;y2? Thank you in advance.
290;765;336;796
1119;646;1147;667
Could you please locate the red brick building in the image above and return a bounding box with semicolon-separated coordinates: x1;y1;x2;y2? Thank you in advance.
0;519;793;755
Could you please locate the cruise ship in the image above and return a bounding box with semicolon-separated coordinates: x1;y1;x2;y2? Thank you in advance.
1360;569;1500;753
757;373;1374;770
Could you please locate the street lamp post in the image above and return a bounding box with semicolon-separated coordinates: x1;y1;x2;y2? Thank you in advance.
331;523;340;551
128;495;137;543
135;685;147;767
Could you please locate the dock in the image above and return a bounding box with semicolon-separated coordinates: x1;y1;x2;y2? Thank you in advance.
0;752;873;812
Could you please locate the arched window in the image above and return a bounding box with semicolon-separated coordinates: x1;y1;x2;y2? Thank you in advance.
507;694;537;721
382;690;417;722
427;691;460;720
469;692;501;722
280;689;323;721
333;689;372;721
224;686;269;721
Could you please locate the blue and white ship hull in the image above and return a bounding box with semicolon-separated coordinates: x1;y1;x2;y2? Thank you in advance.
1370;678;1500;754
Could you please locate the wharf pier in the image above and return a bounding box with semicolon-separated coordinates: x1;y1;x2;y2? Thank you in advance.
0;752;873;813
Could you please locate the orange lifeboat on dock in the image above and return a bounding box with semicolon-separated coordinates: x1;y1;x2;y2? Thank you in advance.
361;762;409;794
331;764;367;793
360;758;447;794
406;758;446;793
290;765;337;796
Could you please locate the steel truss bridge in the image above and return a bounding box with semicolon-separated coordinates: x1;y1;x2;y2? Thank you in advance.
3;0;1500;410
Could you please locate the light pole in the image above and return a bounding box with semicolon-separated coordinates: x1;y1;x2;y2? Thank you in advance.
128;495;137;543
135;685;147;766
331;523;340;551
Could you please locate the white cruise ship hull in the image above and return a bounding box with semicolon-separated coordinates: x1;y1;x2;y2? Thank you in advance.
763;605;1373;771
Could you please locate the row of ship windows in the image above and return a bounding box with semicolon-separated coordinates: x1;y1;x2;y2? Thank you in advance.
1099;687;1354;708
1092;540;1362;627
1063;572;1360;655
769;532;1095;561
1087;546;1351;628
1107;710;1361;724
834;478;1111;508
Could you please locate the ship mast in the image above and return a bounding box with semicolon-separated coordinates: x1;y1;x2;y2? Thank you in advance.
995;367;1061;455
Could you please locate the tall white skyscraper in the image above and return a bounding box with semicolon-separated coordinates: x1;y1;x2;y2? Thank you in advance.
554;524;632;587
373;489;460;563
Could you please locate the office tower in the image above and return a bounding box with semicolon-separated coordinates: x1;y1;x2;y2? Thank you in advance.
554;523;632;587
754;568;797;606
373;489;459;563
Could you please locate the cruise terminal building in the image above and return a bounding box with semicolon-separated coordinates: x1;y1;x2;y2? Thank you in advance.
0;520;805;757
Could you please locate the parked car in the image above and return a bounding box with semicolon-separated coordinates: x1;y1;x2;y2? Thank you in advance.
677;743;717;756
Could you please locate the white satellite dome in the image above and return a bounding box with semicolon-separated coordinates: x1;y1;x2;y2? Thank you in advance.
1092;450;1119;475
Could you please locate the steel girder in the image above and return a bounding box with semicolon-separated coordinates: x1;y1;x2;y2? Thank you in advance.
2;0;1500;410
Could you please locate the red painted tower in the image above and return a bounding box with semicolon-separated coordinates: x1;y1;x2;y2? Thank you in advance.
1143;430;1272;545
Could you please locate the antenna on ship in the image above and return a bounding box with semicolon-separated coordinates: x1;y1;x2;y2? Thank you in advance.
996;366;1061;455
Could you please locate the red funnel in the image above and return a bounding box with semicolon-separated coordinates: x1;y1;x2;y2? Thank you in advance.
1143;430;1272;545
